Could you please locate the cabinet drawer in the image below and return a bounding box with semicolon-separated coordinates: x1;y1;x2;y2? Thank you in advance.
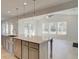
22;41;28;46
29;42;39;49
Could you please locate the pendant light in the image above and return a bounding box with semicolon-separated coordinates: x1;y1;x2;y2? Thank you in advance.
16;8;19;21
23;0;30;37
33;0;36;17
16;8;19;35
23;0;27;18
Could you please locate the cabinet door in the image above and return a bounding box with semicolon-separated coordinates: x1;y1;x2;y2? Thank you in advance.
14;39;21;59
5;39;9;51
1;36;4;47
22;45;28;59
3;36;6;48
29;48;39;59
22;41;28;59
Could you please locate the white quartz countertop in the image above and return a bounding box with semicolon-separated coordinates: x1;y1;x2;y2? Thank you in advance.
13;35;52;44
1;34;17;37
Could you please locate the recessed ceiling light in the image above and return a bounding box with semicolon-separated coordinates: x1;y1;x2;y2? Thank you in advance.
8;11;11;13
24;2;27;6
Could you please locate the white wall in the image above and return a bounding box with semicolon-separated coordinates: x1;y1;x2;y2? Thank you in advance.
40;38;78;59
18;15;78;42
53;39;78;59
18;15;78;59
42;15;78;42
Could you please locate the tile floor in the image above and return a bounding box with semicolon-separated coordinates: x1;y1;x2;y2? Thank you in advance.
1;48;17;59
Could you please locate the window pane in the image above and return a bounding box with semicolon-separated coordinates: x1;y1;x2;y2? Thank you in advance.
6;22;9;34
10;24;13;34
49;23;56;34
57;22;67;35
42;23;49;33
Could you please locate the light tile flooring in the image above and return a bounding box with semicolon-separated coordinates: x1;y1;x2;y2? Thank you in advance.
1;48;17;59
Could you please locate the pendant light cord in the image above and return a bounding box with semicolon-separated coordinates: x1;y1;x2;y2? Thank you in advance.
33;0;36;16
16;8;19;20
23;0;28;18
24;5;26;18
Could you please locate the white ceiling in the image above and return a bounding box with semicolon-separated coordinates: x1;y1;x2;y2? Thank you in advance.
50;7;78;16
1;0;73;19
18;7;78;21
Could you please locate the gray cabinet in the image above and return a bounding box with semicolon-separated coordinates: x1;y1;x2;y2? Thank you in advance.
22;41;28;59
29;48;39;59
1;36;6;49
14;39;21;59
5;38;9;51
29;42;39;59
22;41;39;59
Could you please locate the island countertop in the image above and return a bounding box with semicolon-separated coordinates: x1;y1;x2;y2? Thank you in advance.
13;35;52;44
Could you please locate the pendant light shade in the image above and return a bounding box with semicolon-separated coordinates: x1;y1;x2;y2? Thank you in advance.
16;8;19;20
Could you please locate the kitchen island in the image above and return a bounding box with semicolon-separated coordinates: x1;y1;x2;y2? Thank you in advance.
2;35;53;59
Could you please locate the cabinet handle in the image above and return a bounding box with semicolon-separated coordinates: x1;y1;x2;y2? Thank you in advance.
50;39;53;59
24;45;28;47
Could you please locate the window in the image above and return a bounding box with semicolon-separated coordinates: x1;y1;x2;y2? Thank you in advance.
2;23;6;35
24;23;35;37
2;22;9;35
42;22;67;35
49;23;57;34
24;24;29;37
29;24;35;36
42;23;49;33
2;22;14;35
10;24;13;35
57;22;67;35
6;22;9;34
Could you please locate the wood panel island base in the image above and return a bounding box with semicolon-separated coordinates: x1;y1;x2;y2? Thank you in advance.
13;36;52;59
